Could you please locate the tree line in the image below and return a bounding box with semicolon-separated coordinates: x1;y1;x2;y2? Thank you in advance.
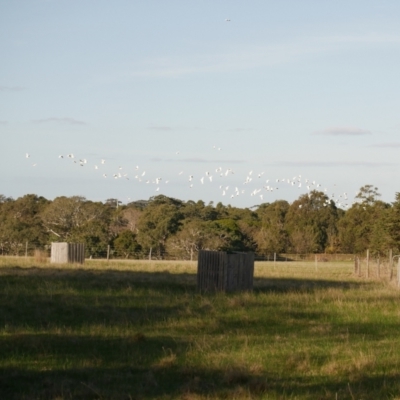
1;184;399;259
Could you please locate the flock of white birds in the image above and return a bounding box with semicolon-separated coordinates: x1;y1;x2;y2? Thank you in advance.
24;149;352;209
18;17;361;210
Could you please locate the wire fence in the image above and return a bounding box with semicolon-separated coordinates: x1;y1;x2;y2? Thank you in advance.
1;240;397;266
3;241;400;284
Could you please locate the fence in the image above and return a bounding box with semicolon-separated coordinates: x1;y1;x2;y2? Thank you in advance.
0;241;362;261
353;249;400;284
0;241;398;271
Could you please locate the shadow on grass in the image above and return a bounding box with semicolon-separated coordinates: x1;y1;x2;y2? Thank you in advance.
1;266;399;399
0;266;371;331
253;276;369;293
1;359;400;399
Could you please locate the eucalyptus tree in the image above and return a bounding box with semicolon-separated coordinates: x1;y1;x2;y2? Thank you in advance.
136;195;184;259
113;230;142;259
0;195;13;204
166;219;207;260
255;200;289;255
224;205;259;251
0;194;50;254
181;200;218;221
200;218;246;252
40;196;111;255
285;191;341;254
385;193;400;252
338;185;390;254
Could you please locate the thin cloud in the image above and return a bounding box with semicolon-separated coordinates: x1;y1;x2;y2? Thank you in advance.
147;125;204;131
273;161;393;167
152;157;246;164
0;85;25;92
228;128;257;132
313;127;372;136
369;142;400;148
319;32;400;46
32;117;86;125
182;158;246;164
148;126;173;131
182;157;245;164
126;33;400;78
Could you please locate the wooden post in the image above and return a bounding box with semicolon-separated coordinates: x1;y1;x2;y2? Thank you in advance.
274;252;276;269
397;258;400;288
107;245;110;261
315;254;318;271
366;249;369;279
377;257;380;279
358;257;361;277
25;241;28;257
354;257;357;274
390;249;393;281
148;247;152;261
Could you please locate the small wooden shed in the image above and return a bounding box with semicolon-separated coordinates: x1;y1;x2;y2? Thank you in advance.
197;250;254;292
51;242;85;264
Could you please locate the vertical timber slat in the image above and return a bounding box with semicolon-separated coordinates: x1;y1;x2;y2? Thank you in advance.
51;243;85;264
197;250;254;292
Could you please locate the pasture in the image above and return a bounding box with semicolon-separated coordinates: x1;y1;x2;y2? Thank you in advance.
1;257;400;399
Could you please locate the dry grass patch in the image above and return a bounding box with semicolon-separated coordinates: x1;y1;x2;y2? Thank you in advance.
321;350;377;380
33;249;48;264
152;348;178;370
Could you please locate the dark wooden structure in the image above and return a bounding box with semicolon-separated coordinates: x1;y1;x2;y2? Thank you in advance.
51;242;85;264
197;250;254;292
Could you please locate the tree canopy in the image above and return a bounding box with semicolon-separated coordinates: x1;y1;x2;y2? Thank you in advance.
1;186;399;258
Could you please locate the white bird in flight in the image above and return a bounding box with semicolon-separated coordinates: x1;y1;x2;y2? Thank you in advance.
24;144;353;210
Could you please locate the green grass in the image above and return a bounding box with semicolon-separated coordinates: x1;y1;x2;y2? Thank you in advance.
1;257;400;399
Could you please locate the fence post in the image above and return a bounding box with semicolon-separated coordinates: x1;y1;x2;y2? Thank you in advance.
377;257;380;279
25;241;28;257
107;245;110;261
366;249;369;279
358;257;361;277
390;249;393;281
274;252;276;269
397;258;400;288
315;254;318;271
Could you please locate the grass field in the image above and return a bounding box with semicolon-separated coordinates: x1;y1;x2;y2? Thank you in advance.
1;257;400;399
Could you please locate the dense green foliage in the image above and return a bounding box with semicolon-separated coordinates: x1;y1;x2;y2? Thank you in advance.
1;185;400;257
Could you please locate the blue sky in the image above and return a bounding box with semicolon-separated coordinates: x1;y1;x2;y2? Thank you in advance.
1;0;400;208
